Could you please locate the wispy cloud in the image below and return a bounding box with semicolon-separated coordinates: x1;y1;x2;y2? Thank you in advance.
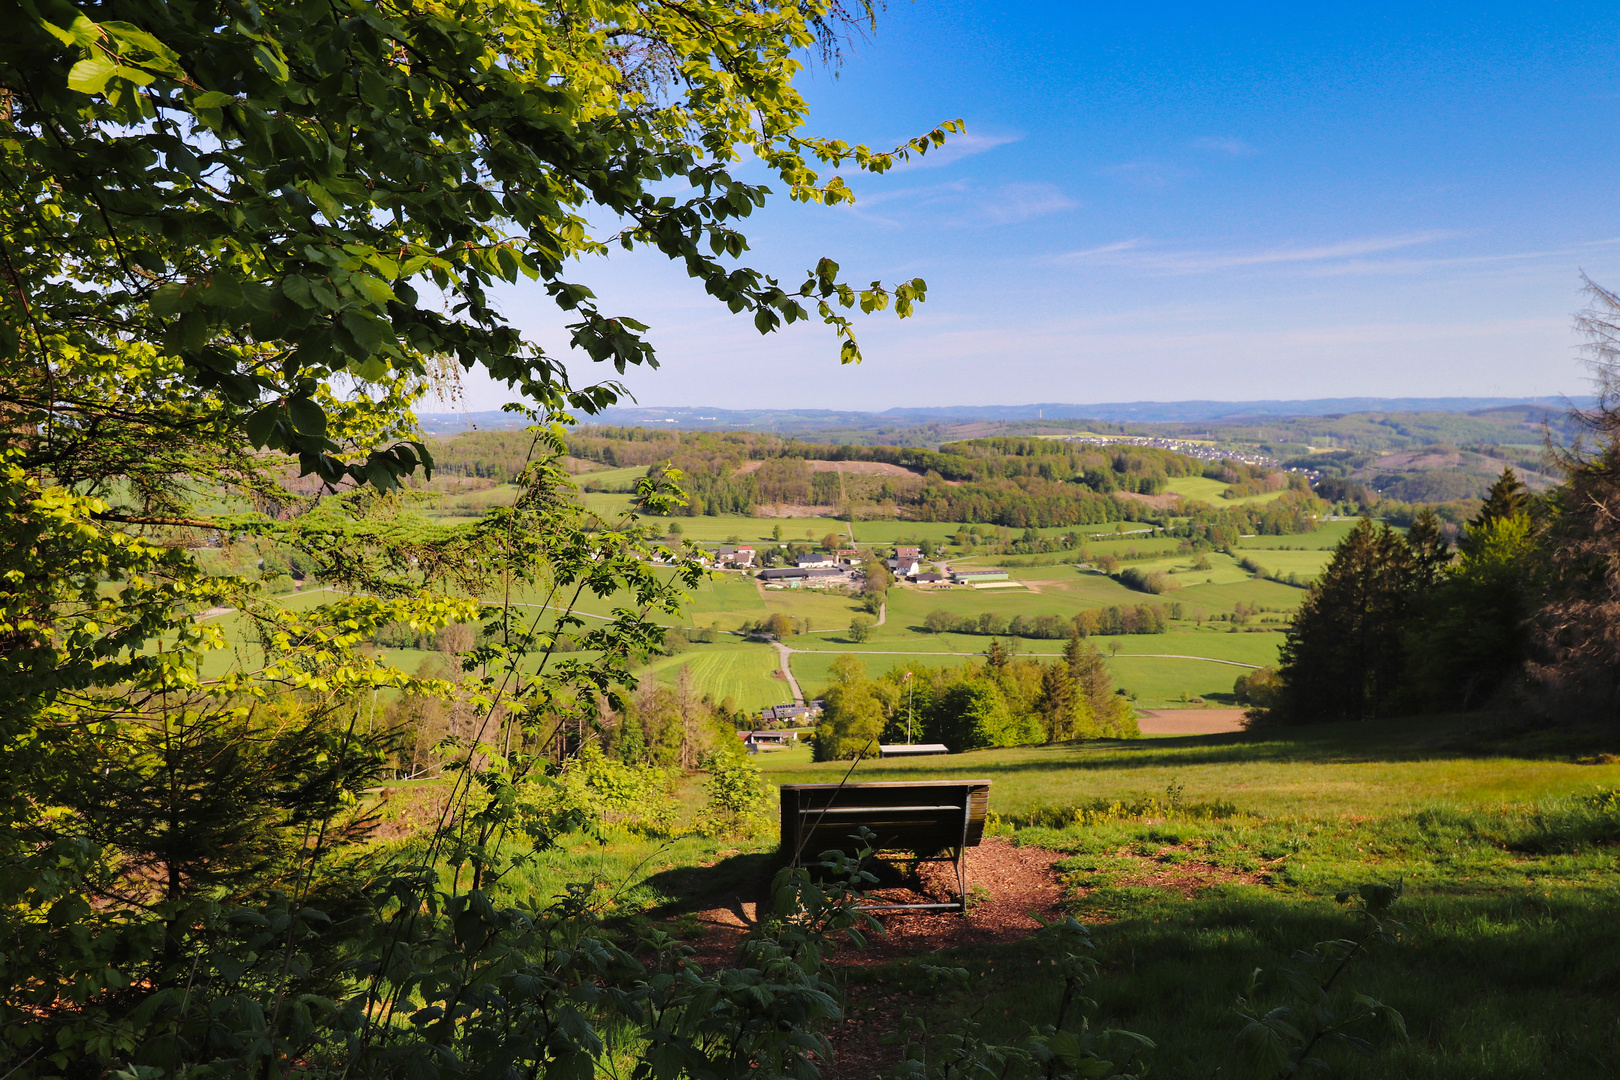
978;183;1078;225
844;178;1076;228
1100;160;1198;189
891;130;1020;171
1193;136;1257;157
1054;231;1462;273
1059;238;1143;260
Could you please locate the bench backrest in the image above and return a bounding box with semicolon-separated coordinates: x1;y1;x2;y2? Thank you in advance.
780;780;991;862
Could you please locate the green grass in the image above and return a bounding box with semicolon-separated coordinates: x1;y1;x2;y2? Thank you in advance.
756;714;1620;821
849;521;1113;545
1165;476;1290;505
641;641;791;712
785;715;1620;1079
785;632;1281;704
577;464;651;491
457;709;1620;1078
1173;576;1308;614
1231;547;1334;579
1236;519;1364;549
1118;550;1261;587
1106;654;1249;705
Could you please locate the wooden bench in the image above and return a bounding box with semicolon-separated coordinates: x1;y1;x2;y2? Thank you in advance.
779;780;991;912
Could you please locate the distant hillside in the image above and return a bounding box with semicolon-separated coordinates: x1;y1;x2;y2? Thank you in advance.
418;396;1585;437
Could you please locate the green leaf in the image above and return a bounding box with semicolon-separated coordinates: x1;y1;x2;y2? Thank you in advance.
201;272;244;308
150;282;194;316
298;181;342;221
253;43;288;82
281;275;315;309
346;356;389;381
340;311;390;356
286;397;327;439
244;407;279;449
351;275;397;305
66;55;119;95
42;14;99;47
192;90;234;108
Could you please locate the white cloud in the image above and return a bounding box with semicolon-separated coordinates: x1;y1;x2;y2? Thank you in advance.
977;182;1078;225
842;178;1075;227
1193;136;1258;156
1051;231;1462;274
889;129;1021;171
1099;160;1198;189
1056;238;1144;261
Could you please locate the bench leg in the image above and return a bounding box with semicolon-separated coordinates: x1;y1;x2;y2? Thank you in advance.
955;847;966;913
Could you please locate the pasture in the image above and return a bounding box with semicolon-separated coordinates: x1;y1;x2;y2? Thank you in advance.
784;632;1283;705
1164;475;1290;505
485;713;1620;1078
752;716;1620;1076
641;641;791;712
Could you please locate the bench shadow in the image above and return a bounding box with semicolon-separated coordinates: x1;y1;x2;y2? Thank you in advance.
639;850;780;923
638;849;928;927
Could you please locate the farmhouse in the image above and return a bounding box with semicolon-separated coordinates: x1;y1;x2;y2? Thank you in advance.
894;546;921;561
739;730;796;745
796;553;836;568
711;545;755;568
914;572;946;584
950;567;1010;585
888;556;920;577
757;566;848;588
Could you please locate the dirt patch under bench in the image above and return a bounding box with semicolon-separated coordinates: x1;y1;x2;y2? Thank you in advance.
667;837;1069;1079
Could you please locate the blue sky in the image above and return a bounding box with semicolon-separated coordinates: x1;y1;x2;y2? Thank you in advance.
454;1;1620;412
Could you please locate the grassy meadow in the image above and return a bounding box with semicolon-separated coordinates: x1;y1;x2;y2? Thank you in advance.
227;477;1363;709
465;713;1620;1079
1164;475;1292;505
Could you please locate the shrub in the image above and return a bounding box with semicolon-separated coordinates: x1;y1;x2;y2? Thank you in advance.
696;746;775;839
1116;567;1174;594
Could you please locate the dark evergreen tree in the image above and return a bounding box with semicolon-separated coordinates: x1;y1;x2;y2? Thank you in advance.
1402;511;1538;712
1271;520;1416;723
1406;507;1453;590
1532;276;1620;718
1472;468;1531;533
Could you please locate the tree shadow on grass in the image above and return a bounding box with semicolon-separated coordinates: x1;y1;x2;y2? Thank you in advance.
778;713;1620;778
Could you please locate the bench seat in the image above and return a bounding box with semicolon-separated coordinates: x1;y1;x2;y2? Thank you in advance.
779;780;991;912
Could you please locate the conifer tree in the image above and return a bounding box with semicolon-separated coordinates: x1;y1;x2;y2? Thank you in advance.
1533;276;1620;717
1272;519;1416;723
1473;468;1531;531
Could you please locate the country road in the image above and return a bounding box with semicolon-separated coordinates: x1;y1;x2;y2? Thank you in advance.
771;639;805;705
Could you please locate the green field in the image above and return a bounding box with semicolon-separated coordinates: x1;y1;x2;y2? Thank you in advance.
641;641;792;711
785;633;1275;706
574;464;649;490
733;716;1620;1078
1165;475;1290;505
1237;518;1364;549
221;495;1358;710
752;716;1620;816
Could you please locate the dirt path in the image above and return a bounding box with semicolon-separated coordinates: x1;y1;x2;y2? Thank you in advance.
772;640;805;705
676;838;1069;1080
1136;708;1248;734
